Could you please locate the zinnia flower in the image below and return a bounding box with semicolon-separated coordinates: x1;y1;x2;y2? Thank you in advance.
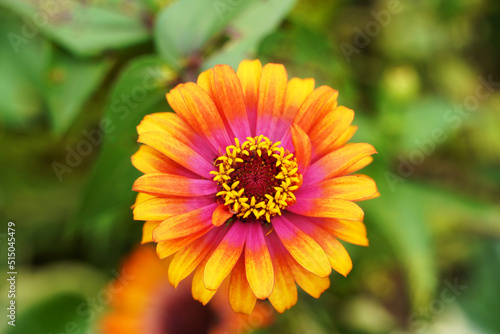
101;245;273;334
132;59;378;314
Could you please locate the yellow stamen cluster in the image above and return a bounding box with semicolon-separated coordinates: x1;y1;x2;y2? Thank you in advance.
210;135;301;223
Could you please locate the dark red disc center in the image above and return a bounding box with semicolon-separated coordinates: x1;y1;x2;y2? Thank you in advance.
228;151;280;202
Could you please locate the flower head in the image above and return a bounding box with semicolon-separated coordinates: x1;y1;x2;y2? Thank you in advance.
100;246;273;334
132;60;378;313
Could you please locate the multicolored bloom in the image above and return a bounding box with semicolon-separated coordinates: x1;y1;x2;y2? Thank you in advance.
100;245;273;334
132;59;378;313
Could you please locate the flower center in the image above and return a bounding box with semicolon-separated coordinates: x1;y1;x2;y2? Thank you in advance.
211;135;301;223
155;284;219;334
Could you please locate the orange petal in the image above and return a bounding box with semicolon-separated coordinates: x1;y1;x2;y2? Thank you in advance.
288;197;364;221
289;217;352;276
156;225;213;259
133;173;216;197
283;77;315;123
309;106;354;161
229;255;257;314
266;232;298;313
212;64;251;139
136;113;171;134
319;237;353;276
204;222;248;291
137;113;190;139
153;203;217;241
192;249;218;305
132;192;155;208
168;229;223;287
256;63;288;134
197;69;215;100
294;86;338;133
132;145;198;177
272;216;331;277
134;196;215;221
137;113;216;161
360;189;380;201
138;131;215;178
141;221;160;244
297;175;378;202
166;86;209;144
291;124;311;173
311;91;339;130
166;84;227;153
286;253;330;298
332;125;358;150
177;82;232;150
304;143;377;185
340;156;374;176
237;59;262;134
212;204;233;227
245;223;274;299
315;218;369;246
101;314;140;334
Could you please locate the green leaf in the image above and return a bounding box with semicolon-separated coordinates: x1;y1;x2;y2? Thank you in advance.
257;20;350;90
376;95;452;153
365;164;500;311
203;0;298;70
73;55;172;263
44;50;112;136
78;55;170;218
0;10;48;129
400;97;453;153
460;242;500;333
0;0;151;56
363;171;437;309
154;0;254;69
5;293;90;334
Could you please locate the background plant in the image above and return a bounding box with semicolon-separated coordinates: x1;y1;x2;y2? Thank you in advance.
1;0;499;333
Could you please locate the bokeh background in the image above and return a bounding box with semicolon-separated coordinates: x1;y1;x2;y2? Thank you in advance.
1;0;499;333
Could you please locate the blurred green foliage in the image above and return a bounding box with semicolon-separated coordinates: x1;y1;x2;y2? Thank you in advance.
1;0;499;333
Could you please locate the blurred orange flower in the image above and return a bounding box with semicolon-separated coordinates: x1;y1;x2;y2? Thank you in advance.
132;60;378;313
101;245;273;334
